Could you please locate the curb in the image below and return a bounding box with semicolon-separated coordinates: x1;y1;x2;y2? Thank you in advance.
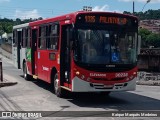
136;81;160;86
0;82;18;88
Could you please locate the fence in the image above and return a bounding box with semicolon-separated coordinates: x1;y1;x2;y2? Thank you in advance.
137;72;160;81
138;48;160;72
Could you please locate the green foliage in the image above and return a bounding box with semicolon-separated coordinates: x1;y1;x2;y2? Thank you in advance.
138;28;152;47
0;17;43;35
146;33;160;48
139;28;160;48
0;21;13;35
139;28;151;40
124;9;160;20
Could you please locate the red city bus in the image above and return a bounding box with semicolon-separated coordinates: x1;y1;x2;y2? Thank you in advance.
13;11;138;97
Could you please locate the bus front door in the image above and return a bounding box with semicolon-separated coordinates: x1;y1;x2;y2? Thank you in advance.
31;29;38;76
60;25;72;87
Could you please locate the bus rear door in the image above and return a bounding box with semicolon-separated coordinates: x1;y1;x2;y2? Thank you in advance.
31;28;38;77
17;29;22;69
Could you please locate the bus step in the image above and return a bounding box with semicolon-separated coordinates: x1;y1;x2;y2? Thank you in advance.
33;75;38;79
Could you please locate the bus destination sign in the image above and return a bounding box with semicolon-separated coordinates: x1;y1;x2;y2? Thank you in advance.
85;15;127;25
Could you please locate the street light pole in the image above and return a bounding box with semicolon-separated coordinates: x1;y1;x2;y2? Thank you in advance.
141;0;151;12
133;0;151;14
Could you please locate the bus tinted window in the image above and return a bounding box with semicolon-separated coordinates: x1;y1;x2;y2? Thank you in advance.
13;30;16;45
39;26;46;49
22;29;25;47
25;28;28;47
38;27;41;48
46;25;51;49
27;28;31;48
47;24;59;50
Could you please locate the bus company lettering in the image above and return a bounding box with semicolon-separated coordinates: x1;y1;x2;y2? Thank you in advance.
42;66;49;71
90;73;106;77
115;73;128;78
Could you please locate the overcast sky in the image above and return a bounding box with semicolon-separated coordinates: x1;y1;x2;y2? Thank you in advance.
0;0;159;19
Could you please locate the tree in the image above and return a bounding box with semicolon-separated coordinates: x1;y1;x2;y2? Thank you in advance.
123;9;160;20
15;18;22;25
123;11;132;15
138;28;152;47
146;33;160;48
0;22;13;34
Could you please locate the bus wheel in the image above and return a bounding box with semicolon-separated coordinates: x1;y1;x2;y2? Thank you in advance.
23;62;29;80
54;73;65;97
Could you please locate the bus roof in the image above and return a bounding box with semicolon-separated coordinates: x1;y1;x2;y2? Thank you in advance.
29;11;138;26
13;23;29;29
14;11;138;27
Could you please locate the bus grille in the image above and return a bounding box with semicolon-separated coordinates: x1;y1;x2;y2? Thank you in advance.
93;77;125;81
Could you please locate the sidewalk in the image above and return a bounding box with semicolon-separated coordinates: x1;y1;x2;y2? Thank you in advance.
0;47;12;60
0;50;17;88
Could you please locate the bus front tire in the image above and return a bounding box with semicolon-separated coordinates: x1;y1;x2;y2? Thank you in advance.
23;62;29;80
23;62;31;80
54;73;65;98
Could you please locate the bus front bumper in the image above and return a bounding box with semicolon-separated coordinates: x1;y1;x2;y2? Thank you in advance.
72;77;136;92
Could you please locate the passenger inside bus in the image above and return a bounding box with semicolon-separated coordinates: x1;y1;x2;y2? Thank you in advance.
110;33;121;63
79;31;97;63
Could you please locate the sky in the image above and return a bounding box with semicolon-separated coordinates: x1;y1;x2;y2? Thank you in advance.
0;0;160;19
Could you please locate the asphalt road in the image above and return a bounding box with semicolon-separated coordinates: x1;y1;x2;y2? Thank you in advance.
0;55;160;120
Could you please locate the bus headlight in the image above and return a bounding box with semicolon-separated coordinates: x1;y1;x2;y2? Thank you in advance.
133;72;137;75
76;71;80;75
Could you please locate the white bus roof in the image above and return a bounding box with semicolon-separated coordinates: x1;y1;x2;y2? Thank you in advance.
13;23;29;29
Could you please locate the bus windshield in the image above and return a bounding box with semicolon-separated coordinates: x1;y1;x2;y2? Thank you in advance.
74;27;137;65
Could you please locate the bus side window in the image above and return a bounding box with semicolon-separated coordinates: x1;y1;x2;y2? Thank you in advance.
46;25;51;49
13;30;16;46
47;24;59;50
27;28;31;48
39;26;46;49
22;28;25;47
15;30;18;47
38;27;41;48
25;28;28;47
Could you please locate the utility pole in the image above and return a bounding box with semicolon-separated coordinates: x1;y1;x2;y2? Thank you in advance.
133;1;135;14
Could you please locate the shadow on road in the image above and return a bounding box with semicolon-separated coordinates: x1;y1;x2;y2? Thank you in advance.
20;75;160;111
68;92;160;111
